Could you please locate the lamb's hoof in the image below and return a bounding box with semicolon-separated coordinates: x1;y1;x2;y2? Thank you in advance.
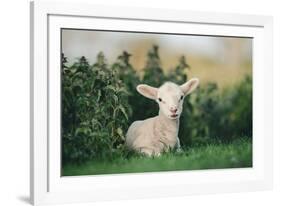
176;148;183;153
153;152;161;157
147;152;161;158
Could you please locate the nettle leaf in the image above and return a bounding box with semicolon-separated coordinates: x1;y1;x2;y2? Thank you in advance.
106;85;116;92
113;94;118;104
75;127;91;136
97;90;101;102
117;87;129;95
118;105;128;120
91;118;102;128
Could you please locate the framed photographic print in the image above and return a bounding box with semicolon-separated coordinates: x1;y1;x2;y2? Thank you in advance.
30;0;273;205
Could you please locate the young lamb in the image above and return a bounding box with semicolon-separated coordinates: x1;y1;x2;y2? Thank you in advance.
125;78;199;156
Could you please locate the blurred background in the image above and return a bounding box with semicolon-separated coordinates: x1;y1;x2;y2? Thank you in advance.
62;29;252;88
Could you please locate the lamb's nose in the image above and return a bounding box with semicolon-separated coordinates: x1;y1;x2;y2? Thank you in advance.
170;108;177;113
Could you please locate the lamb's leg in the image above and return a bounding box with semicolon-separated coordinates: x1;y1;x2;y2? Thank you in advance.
175;137;182;153
139;147;161;157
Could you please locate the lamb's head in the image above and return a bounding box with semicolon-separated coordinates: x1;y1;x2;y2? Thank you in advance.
137;78;199;119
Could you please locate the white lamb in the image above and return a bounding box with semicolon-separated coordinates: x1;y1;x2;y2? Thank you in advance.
125;78;199;156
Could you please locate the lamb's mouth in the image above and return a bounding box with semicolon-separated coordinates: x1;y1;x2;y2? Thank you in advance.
170;114;178;118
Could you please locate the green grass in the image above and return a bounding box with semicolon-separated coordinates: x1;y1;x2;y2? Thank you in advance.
62;138;252;176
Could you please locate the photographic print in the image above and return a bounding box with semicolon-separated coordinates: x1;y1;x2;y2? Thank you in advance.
61;29;252;176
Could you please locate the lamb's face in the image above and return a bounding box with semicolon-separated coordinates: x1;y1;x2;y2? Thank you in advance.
137;78;199;120
157;83;184;119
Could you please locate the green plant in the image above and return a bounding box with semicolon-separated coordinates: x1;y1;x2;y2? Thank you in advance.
190;75;252;145
112;51;140;123
62;53;131;163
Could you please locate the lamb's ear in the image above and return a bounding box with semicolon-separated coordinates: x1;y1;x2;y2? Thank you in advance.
136;84;158;100
180;78;199;96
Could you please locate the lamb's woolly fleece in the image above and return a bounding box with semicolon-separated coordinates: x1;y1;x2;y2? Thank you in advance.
126;80;199;156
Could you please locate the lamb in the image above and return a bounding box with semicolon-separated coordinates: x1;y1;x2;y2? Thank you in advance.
125;78;199;156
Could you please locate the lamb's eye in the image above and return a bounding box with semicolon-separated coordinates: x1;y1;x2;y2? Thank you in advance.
158;98;162;102
180;95;184;100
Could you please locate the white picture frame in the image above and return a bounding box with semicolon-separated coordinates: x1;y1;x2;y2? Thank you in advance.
30;1;273;205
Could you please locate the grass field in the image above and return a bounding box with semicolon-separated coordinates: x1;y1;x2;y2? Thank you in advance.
62;138;252;176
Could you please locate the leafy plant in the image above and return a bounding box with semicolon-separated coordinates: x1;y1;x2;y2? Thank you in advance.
62;53;131;163
190;75;252;145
